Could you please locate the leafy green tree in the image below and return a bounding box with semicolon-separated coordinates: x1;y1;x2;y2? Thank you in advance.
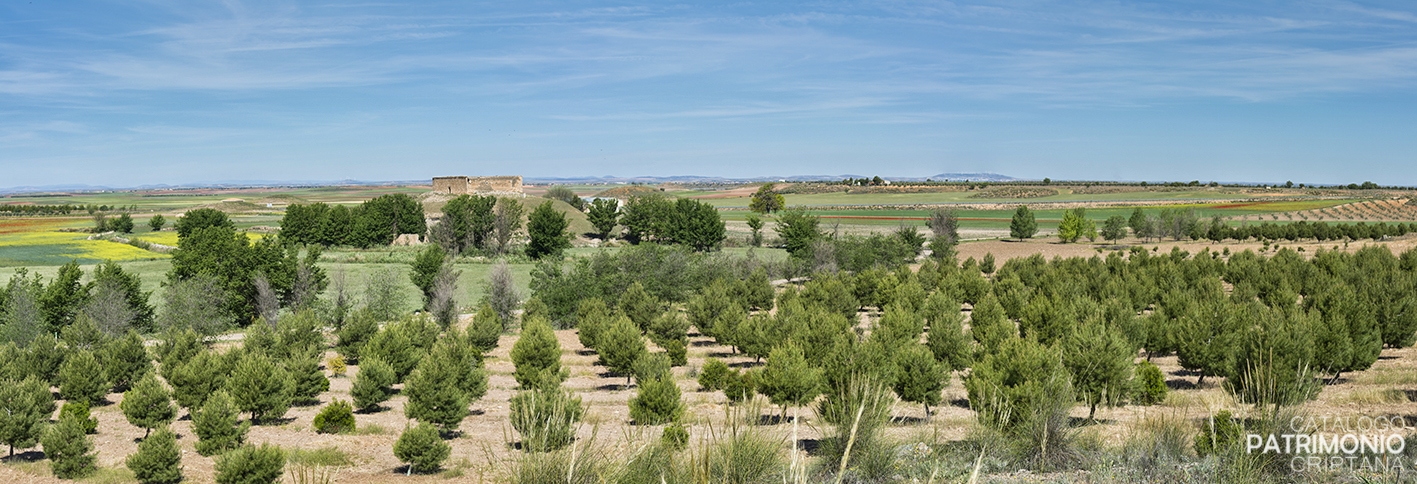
349;193;426;248
526;200;572;260
59;349;109;406
113;213;136;234
404;352;471;432
41;261;86;333
175;208;235;239
491;197;526;254
0;376;54;457
313;399;355;434
775;207;821;259
1062;320;1135;420
59;401;98;435
598;316;648;385
510;317;566;389
350;356;396;412
543;186;586;211
629;373;685;425
1128;207;1147;239
42;413;97;479
893;344;947;418
213;443;284;484
167;222;313;324
437;195;496;253
121;373;176;438
618;193;673;244
574;298;611;351
148;214;166;232
587;197;620;239
1101;215;1129;243
227;352;294;424
2;270;46;345
756;341;822;420
1057;208;1095;243
104;330;152;392
666;198;726;251
126;426;182;484
89;261;156;333
409;244;447;307
192;390;249;456
745;213;765;246
393;423;450;474
278;203;329;246
317;204;355;246
749;183;786;214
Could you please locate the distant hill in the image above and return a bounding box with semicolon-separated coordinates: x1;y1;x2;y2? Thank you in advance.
926;173;1023;182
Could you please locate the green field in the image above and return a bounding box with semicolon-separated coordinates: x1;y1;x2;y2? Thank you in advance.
700;188;1273;208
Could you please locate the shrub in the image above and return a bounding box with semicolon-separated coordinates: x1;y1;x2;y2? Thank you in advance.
350;356;396;412
327;355;346;377
629;373;684;425
214;443;285;484
121;372;177;438
313;400;355;434
509;375;585;452
511;317;566;389
723;370;756;404
1134;361;1168;405
126;426;182;484
59;401;99;435
661;423;689;451
193;390;250;456
42;413;97;479
393;423;450;473
1195;410;1242;457
698;359;731;391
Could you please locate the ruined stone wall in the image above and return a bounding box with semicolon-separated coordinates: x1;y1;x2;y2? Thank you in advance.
431;176;524;197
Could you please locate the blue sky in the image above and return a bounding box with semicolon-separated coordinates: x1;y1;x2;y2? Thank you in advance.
2;1;1416;187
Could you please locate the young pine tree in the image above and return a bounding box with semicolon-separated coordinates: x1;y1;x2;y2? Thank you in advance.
892;344;947;418
312;400;356;434
213;443;284;484
924;293;972;371
464;304;503;354
334;310;379;364
393;423;451;474
0;376;55;457
104;330;153;393
597;315;647;385
756;341;823;421
1062;320;1135;420
361;326;418;382
510;317;566;389
192;390;249;456
121;373;176;438
403;352;471;432
227;352;295;424
169;350;228;412
58;349;110;406
619;281;661;332
629;372;685;425
42;414;97;479
126;426;182;484
285;350;330;405
574;298;611;351
350;356;397;412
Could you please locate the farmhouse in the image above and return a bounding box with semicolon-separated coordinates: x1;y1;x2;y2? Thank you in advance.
431;175;524;197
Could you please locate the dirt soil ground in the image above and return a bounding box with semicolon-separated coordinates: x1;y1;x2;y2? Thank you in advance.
5;236;1417;483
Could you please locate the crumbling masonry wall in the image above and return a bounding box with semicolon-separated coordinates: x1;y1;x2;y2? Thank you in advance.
431;176;524;197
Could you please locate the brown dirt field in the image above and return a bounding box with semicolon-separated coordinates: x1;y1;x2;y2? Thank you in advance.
7;235;1417;483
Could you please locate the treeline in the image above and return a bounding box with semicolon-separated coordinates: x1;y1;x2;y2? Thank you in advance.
1056;206;1417;244
0;203;140;216
276;193;426;249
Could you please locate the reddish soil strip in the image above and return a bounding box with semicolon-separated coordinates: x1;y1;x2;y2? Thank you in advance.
817;216;1014;222
1211;202;1260;209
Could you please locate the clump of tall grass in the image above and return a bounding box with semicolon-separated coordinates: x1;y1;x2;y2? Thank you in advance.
1008;372;1090;472
504;430;611;484
692;400;787;484
814;376;898;483
509;377;585;453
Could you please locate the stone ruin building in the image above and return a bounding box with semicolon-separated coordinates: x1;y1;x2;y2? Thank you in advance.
431;175;524;197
